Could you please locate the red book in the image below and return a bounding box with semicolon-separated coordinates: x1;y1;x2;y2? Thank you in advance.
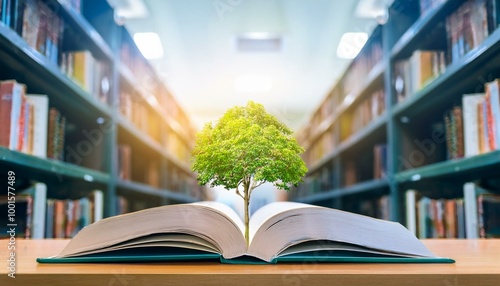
485;86;497;150
16;96;27;151
0;80;25;149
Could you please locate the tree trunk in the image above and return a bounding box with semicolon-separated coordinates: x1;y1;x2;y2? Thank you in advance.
244;185;250;248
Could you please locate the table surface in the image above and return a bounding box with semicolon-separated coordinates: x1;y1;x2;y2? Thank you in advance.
1;239;499;286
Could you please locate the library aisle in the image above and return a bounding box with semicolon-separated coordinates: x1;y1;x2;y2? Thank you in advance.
0;1;499;285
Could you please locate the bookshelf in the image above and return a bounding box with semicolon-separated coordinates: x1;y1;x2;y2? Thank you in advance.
0;0;203;237
293;0;500;237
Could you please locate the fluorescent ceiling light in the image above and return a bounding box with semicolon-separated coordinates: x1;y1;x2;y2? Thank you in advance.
234;75;273;93
108;0;148;19
237;33;282;52
337;32;368;59
241;32;279;40
133;32;164;59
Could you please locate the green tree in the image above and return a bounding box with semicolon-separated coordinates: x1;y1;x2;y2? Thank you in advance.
191;101;308;247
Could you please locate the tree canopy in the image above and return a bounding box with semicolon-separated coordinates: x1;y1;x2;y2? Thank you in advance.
191;101;308;197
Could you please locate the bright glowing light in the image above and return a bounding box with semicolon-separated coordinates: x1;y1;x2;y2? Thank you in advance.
336;32;368;59
133;32;164;59
234;75;273;93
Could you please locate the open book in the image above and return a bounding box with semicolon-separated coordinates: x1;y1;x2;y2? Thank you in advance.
37;201;454;264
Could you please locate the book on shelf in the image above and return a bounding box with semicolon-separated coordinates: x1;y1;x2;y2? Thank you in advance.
0;79;70;161
485;80;500;149
47;107;66;161
61;50;111;104
37;201;454;264
1;184;104;239
462;93;486;157
16;0;64;65
406;183;500;239
0;80;26;151
45;190;104;239
117;144;132;180
393;50;445;102
373;143;387;179
348;89;386;138
444;105;464;159
459;80;500;157
0;195;33;238
478;193;500;238
446;0;498;65
344;160;357;187
0;182;46;239
25;94;49;158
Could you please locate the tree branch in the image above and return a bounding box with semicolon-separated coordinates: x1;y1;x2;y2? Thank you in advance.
235;188;244;199
249;180;265;196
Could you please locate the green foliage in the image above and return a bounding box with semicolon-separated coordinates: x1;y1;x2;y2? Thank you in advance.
191;101;308;193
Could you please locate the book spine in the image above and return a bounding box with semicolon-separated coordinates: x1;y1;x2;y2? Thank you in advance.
456;199;466;238
444;200;457;238
486;80;500;148
92;190;104;222
9;82;23;150
405;190;417;236
418;197;430;238
485;90;496;150
25;94;49;158
0;81;14;147
453;106;464;158
464;182;479;238
31;182;47;239
462;94;484;157
45;199;54;238
481;100;491;153
16;95;27;152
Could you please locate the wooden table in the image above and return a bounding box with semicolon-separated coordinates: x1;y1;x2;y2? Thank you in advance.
1;239;499;286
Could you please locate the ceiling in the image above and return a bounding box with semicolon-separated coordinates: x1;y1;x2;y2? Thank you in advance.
115;0;388;131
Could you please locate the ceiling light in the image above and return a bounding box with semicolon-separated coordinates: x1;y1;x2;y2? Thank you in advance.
107;0;149;19
133;32;164;59
337;32;368;59
234;75;273;93
237;33;282;52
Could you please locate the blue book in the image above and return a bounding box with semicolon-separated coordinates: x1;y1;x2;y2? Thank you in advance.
37;201;454;264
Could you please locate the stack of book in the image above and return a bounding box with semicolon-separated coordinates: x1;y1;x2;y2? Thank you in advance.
350;89;385;137
18;0;64;65
0;80;64;160
446;0;497;65
394;50;446;102
415;192;500;239
0;183;104;239
449;79;500;158
61;51;111;105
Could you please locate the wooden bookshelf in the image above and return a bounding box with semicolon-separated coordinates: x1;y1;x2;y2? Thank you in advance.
0;0;201;237
294;0;500;232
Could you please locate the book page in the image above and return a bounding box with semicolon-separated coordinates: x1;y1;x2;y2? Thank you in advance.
248;202;437;262
249;202;318;243
193;201;245;234
55;202;246;259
